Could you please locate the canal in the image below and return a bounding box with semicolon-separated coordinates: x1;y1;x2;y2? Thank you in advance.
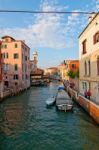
0;82;99;150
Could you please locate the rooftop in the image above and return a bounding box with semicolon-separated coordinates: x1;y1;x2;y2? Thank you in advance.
79;13;99;38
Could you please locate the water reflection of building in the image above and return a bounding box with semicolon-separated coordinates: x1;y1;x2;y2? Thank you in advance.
1;102;24;136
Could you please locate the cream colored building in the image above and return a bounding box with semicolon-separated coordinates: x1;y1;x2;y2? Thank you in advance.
1;35;30;91
79;13;99;103
58;63;67;80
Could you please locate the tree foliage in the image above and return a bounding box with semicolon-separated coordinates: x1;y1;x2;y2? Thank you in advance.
67;70;79;79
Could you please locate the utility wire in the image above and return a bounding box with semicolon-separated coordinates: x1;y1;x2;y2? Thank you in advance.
0;10;98;14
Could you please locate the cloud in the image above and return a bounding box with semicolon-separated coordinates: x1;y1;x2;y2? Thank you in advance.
0;0;70;49
0;0;98;50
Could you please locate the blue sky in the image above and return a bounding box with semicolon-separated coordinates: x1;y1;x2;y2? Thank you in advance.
0;0;99;68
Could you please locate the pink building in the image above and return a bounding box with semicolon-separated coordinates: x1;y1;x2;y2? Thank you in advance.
1;35;30;91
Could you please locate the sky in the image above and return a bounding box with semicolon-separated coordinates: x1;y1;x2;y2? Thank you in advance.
0;0;99;68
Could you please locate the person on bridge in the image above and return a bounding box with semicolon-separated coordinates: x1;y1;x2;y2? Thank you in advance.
84;89;87;98
87;90;91;100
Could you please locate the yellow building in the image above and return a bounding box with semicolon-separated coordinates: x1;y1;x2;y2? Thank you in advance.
58;63;67;80
79;13;99;103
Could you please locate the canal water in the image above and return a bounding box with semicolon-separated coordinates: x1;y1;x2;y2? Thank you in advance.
0;82;99;150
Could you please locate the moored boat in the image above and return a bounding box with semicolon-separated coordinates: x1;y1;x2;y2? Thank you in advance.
46;96;56;106
56;87;73;111
56;103;73;111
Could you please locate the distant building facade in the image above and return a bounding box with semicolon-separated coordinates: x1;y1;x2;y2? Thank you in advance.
58;63;67;80
44;67;59;80
79;13;99;103
44;67;58;75
1;35;30;91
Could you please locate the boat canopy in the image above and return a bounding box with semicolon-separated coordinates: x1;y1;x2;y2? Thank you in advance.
58;86;64;91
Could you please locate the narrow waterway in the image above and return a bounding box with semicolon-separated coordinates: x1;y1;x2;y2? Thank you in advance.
0;82;99;150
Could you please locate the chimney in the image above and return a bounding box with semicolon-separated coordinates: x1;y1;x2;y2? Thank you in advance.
88;13;95;23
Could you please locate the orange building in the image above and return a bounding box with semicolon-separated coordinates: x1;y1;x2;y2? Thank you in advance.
69;60;79;72
64;60;79;90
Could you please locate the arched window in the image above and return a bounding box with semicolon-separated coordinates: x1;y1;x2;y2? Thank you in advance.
84;61;87;75
88;60;91;76
97;56;99;75
93;31;99;44
82;39;87;54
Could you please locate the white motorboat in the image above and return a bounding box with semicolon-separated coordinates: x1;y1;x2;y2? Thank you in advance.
57;103;73;111
46;96;56;106
56;88;73;111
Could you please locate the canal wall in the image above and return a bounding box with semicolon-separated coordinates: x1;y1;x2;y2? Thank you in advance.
0;90;11;101
0;87;30;102
64;83;99;125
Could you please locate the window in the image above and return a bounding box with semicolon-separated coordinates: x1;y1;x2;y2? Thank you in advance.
14;53;19;59
15;43;18;48
4;44;7;48
6;53;8;58
1;44;7;49
93;31;99;44
84;61;87;75
82;39;87;54
97;56;99;75
25;74;28;79
25;56;27;61
3;64;9;71
2;53;5;58
72;64;76;68
22;74;24;80
82;82;87;90
13;74;18;80
2;53;8;59
88;60;91;76
14;64;18;71
4;81;9;87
